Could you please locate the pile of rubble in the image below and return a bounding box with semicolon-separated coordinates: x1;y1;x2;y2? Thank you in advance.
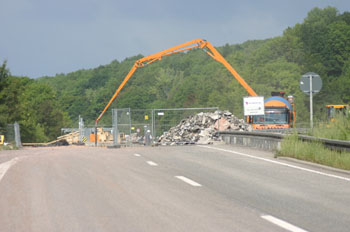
158;110;251;145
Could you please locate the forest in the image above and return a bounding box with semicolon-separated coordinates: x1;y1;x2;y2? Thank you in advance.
1;7;349;142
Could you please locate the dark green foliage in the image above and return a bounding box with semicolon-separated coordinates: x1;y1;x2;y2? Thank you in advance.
18;82;71;142
0;60;9;88
0;61;71;142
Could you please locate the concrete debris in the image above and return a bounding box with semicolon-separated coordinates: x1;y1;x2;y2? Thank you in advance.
158;110;250;145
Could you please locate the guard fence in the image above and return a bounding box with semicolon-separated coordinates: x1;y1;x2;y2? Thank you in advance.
111;107;219;146
64;109;325;147
65;107;219;146
219;130;350;152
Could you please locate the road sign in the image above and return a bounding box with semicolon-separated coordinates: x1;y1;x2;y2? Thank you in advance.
300;72;322;129
299;72;322;95
243;96;265;116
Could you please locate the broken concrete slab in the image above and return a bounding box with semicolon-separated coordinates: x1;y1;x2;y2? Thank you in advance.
158;110;250;145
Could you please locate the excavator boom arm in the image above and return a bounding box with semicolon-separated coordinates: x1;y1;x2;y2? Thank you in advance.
96;39;257;123
203;41;257;97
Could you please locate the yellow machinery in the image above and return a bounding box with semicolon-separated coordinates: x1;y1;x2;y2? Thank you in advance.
0;135;4;145
326;105;350;121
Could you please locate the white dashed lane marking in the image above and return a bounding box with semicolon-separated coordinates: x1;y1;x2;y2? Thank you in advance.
261;215;309;232
175;176;202;187
146;161;158;166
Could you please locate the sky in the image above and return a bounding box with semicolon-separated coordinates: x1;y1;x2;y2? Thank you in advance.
1;0;350;78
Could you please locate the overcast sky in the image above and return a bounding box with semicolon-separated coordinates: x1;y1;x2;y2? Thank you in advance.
1;0;350;78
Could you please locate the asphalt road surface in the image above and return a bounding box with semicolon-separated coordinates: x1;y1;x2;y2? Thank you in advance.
0;144;349;232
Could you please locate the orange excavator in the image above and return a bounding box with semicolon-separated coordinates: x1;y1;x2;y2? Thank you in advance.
95;39;295;142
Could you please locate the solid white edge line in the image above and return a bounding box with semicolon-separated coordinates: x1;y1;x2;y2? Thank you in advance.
199;145;350;182
0;157;23;182
261;215;308;232
175;176;202;187
146;161;158;166
134;153;141;157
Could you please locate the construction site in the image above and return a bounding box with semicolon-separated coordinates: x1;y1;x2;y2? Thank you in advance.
5;39;298;148
2;38;348;148
2;4;350;232
50;109;250;147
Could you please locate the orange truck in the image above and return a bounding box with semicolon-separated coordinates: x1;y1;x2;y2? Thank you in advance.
248;92;295;130
95;39;295;132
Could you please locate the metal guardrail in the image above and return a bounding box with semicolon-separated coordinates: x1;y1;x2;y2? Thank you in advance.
256;128;310;134
218;131;350;152
298;134;350;151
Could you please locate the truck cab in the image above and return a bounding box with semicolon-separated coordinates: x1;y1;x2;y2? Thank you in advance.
250;92;295;130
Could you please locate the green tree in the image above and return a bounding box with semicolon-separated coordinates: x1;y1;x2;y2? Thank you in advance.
0;60;9;88
0;60;10;127
19;82;71;142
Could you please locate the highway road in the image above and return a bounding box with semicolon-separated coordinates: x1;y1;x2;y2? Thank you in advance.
0;144;349;232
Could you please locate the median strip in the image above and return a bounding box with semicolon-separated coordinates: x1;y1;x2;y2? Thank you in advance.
261;215;308;232
175;176;202;187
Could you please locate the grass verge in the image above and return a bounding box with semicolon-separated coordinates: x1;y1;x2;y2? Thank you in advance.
277;134;350;171
312;114;350;140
